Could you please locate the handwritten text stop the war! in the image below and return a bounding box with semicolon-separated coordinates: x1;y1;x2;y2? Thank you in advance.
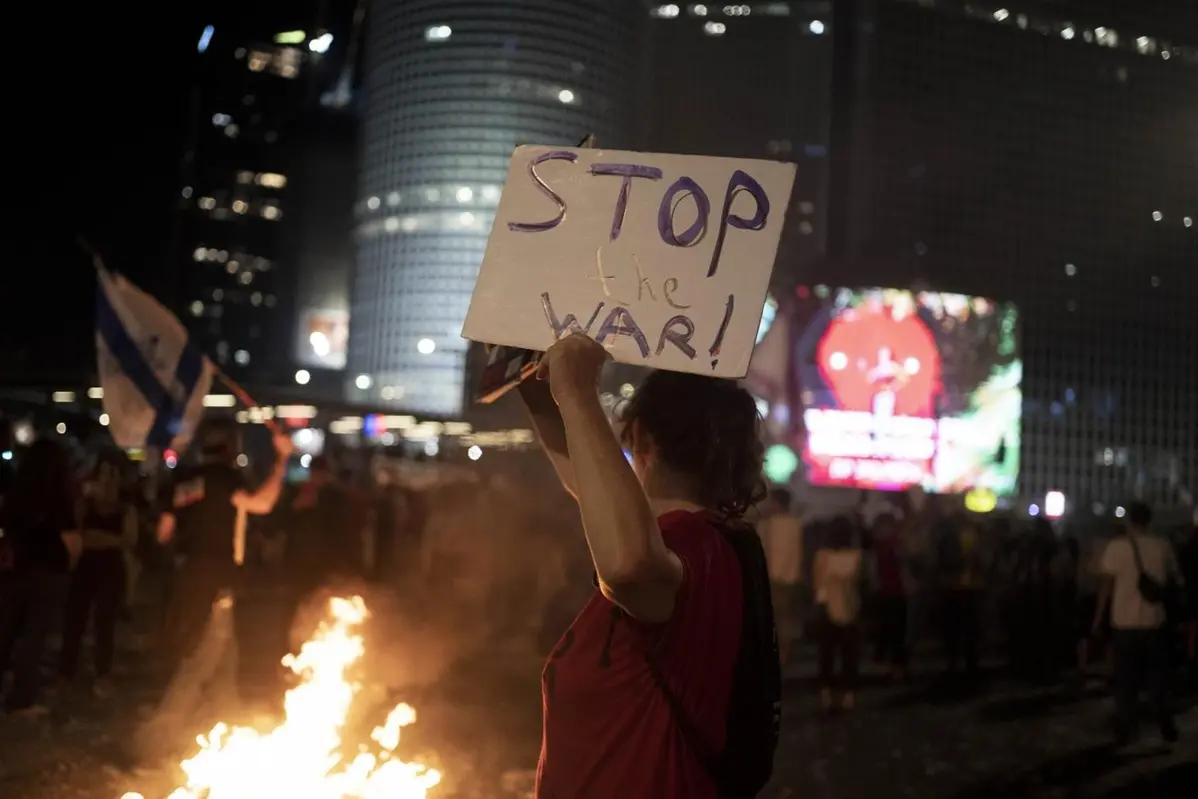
507;150;772;369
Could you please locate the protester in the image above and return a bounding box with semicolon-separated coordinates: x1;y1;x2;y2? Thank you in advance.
135;419;292;762
871;512;910;681
936;510;988;678
58;451;137;695
0;440;82;715
813;515;864;711
1092;502;1183;745
757;487;804;665
1180;516;1198;667
521;334;779;799
282;455;358;630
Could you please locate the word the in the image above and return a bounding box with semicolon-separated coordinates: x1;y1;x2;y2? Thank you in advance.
541;292;736;369
589;250;691;310
509;151;772;279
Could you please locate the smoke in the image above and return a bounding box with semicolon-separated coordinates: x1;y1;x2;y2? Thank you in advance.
292;461;590;694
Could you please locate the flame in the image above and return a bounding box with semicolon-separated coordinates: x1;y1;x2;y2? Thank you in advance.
124;596;441;799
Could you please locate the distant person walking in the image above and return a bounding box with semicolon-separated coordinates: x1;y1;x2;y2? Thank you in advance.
1092;503;1183;745
757;487;804;665
58;452;137;695
813;516;864;711
871;512;910;681
0;440;82;715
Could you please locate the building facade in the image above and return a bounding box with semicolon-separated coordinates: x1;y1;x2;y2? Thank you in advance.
352;0;642;417
821;0;1198;509
642;2;833;276
176;23;339;382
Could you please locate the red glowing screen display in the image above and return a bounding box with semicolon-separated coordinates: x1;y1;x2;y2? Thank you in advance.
794;287;1021;495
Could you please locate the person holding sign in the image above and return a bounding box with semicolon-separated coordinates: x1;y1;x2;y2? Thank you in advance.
521;334;780;799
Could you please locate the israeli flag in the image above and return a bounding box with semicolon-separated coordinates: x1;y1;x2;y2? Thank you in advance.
95;268;214;451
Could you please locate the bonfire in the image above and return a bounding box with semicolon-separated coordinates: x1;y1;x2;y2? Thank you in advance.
123;596;441;799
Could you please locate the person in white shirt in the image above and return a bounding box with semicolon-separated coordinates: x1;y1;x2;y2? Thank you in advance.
757;488;804;665
1092;503;1183;745
813;516;864;711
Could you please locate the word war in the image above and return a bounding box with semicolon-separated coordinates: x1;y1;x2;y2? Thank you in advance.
542;292;736;369
462;144;796;380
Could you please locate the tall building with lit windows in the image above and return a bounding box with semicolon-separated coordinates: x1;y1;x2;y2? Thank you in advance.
351;0;641;417
819;0;1198;509
643;2;833;274
176;21;340;379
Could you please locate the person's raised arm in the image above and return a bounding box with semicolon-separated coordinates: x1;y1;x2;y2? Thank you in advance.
518;375;576;498
543;335;681;624
232;431;295;516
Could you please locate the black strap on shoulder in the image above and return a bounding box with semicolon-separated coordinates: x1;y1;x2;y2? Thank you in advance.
642;635;719;779
1128;535;1147;579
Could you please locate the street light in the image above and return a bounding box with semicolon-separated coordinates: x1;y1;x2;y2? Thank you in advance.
295;369;311;385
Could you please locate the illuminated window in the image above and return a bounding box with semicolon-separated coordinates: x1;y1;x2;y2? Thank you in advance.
232;200;248;214
255;172;287;189
425;25;452;41
198;197;216;210
247;51;269;71
704;21;726;35
234;349;250;365
262;204;282;220
652;5;680;18
236;171;254;184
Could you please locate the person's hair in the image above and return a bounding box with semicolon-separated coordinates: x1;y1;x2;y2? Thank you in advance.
769;487;792;509
826;515;856;549
873;512;898;536
1127;502;1152;529
5;440;75;524
619;371;765;518
198;418;240;463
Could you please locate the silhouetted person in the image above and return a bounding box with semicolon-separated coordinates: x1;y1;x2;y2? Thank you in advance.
0;440;81;715
58;452;136;695
1093;503;1183;746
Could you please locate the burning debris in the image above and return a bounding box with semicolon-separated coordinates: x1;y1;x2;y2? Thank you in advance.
122;596;441;799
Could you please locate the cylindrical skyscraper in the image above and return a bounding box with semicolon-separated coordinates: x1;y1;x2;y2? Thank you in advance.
352;0;641;416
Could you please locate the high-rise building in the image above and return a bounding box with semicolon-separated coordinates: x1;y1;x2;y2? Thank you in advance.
352;0;642;417
821;0;1198;508
642;2;833;272
176;21;339;381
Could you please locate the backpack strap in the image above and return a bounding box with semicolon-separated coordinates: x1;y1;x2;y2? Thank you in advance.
641;633;720;783
1128;534;1147;579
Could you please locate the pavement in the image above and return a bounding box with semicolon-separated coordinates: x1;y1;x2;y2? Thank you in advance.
1;597;1196;799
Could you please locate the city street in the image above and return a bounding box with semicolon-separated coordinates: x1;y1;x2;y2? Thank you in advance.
1;621;1194;799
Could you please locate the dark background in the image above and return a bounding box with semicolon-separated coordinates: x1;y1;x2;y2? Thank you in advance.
10;2;341;377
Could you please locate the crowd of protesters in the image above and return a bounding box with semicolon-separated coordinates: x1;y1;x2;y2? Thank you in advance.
758;488;1197;743
1;422;1194;765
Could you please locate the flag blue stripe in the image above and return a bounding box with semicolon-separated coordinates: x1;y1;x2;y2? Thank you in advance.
95;282;172;413
147;344;205;448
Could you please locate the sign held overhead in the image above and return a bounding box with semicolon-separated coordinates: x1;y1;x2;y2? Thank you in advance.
462;145;796;379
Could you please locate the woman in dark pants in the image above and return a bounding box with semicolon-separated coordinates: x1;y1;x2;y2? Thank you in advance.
58;453;136;694
0;440;80;715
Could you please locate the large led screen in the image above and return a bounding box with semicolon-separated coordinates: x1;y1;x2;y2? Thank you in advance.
795;287;1020;495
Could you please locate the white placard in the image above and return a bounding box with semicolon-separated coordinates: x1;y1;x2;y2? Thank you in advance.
462;145;796;378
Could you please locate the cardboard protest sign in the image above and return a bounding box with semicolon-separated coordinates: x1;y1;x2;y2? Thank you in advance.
463;145;796;380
